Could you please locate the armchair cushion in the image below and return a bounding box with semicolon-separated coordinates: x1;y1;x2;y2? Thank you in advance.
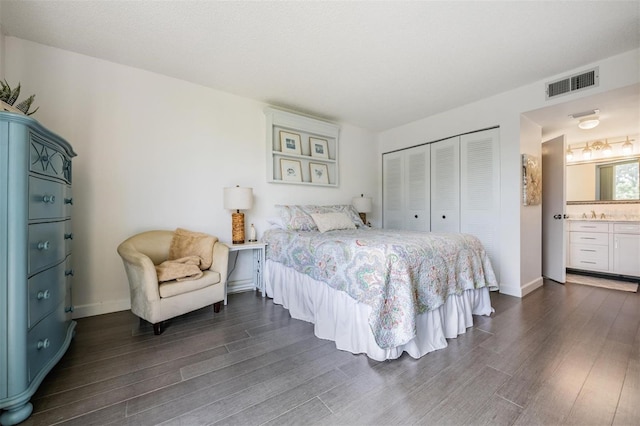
159;270;221;298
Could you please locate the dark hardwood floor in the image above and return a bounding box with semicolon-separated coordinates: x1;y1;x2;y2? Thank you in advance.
22;279;639;425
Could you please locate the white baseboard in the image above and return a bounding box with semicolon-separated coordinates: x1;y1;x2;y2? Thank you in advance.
72;298;131;319
521;276;544;297
227;278;256;294
71;279;257;319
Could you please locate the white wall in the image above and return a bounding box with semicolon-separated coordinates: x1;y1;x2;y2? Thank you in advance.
378;49;640;297
519;115;543;295
4;37;377;317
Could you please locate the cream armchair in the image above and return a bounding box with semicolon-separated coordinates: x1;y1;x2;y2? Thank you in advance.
117;230;229;335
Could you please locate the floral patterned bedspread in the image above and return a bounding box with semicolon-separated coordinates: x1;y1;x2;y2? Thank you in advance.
264;228;498;349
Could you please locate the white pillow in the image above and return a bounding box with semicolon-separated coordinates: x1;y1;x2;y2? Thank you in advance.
266;216;285;229
310;212;356;233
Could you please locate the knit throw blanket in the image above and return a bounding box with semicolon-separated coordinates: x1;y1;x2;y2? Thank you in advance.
155;228;216;282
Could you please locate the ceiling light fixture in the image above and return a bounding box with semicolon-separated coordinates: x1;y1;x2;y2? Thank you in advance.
582;142;592;160
569;109;600;130
578;117;600;130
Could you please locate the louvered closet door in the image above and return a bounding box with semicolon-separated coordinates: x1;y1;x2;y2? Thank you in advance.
460;128;500;281
383;145;430;231
383;151;405;229
405;145;430;231
431;137;460;233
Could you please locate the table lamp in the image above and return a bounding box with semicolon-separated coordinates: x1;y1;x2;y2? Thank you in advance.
223;186;253;244
352;194;372;225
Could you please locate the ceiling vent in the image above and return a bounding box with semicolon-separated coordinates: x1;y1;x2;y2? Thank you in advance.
545;67;599;100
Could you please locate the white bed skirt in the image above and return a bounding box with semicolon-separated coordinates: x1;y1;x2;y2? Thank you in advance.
265;260;494;361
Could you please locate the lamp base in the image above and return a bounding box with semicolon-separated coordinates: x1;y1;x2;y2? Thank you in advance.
231;211;245;244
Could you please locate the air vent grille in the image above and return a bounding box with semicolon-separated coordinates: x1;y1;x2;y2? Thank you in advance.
546;67;599;100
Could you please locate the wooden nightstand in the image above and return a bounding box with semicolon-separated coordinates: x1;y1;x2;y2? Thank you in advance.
224;241;267;304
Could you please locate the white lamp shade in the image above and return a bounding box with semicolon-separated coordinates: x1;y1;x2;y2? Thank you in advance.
352;195;372;213
223;186;253;210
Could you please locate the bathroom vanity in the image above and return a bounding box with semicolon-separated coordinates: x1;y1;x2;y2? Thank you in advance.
567;220;640;278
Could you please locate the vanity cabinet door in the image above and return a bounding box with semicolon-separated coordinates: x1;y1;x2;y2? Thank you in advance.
613;233;640;276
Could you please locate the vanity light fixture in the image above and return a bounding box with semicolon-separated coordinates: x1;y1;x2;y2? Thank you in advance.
565;144;574;161
582;142;592;160
601;139;612;156
591;140;604;150
622;136;634;155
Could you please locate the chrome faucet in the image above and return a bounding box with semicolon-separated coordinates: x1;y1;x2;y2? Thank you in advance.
591;210;597;219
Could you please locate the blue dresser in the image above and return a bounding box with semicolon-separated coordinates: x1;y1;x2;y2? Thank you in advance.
0;112;77;425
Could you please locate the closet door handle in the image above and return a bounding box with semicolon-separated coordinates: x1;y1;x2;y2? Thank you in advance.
414;215;418;218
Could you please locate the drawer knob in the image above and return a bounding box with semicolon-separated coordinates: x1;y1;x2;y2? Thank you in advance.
37;290;51;300
442;215;446;219
65;305;74;313
64;198;73;205
37;241;50;250
37;338;50;350
65;269;74;277
64;233;74;240
42;194;56;204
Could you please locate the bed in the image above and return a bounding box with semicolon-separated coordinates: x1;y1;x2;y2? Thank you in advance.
263;205;498;361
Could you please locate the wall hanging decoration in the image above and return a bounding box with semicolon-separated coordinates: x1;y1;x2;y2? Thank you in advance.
522;154;541;205
0;80;39;115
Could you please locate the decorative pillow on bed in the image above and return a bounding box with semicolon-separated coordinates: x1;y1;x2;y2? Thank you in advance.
277;204;367;231
310;212;356;233
276;205;318;231
301;204;366;228
325;204;366;228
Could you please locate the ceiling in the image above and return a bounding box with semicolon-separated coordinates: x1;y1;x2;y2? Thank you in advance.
1;1;639;133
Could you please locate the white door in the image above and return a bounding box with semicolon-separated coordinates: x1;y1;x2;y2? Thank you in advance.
383;146;430;231
431;137;460;233
460;128;500;281
383;151;405;229
542;135;566;283
405;145;430;231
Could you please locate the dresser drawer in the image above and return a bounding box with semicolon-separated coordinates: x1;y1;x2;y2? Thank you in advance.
569;221;609;232
28;221;66;275
29;176;71;220
570;244;609;270
27;303;68;382
28;260;68;328
570;232;609;245
29;135;71;183
613;223;640;234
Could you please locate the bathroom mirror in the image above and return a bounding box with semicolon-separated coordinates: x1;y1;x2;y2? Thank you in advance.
567;156;640;202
